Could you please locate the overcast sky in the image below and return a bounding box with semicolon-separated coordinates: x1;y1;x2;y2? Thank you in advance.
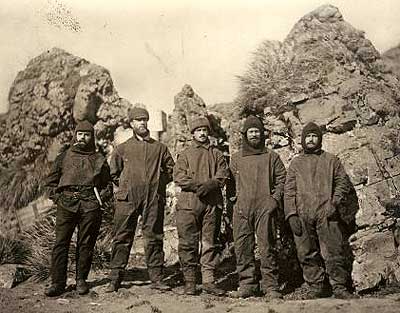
1;0;399;114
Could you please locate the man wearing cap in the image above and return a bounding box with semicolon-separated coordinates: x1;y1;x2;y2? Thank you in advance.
284;122;355;299
45;120;113;297
173;116;229;296
228;115;286;300
106;106;175;292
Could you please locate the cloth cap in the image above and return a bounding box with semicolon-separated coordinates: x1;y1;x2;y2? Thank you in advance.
190;117;211;133
301;122;323;152
128;107;149;121
75;120;94;133
242;115;265;134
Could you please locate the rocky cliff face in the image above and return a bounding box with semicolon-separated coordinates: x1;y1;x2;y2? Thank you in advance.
207;5;400;292
383;44;400;79
0;48;130;229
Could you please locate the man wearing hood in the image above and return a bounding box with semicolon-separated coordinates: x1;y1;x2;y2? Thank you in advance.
284;122;354;299
229;115;286;300
44;120;113;297
106;107;175;292
173;116;229;296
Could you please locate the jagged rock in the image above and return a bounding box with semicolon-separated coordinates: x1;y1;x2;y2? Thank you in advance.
166;84;207;156
350;228;400;291
211;5;400;292
0;48;131;230
0;47;130;167
383;44;400;78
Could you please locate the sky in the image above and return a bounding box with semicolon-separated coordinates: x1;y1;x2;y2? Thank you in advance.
0;0;399;114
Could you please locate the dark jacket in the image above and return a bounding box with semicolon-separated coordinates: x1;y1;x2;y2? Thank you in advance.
229;148;286;211
110;135;175;205
174;141;229;209
284;150;351;220
46;147;112;212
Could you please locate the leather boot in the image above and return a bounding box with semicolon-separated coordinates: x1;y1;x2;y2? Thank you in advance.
45;284;65;297
148;267;171;292
76;279;89;295
264;290;283;301
105;270;122;293
202;282;226;296
184;281;197;295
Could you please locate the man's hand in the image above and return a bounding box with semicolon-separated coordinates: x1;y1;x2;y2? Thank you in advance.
196;180;220;198
266;196;279;214
288;215;302;236
327;198;340;219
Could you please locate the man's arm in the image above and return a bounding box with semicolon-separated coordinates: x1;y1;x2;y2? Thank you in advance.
332;157;351;205
161;146;175;185
284;163;298;220
109;146;123;187
226;155;237;203
97;160;114;202
271;153;287;203
173;152;199;192
212;150;230;188
45;151;66;188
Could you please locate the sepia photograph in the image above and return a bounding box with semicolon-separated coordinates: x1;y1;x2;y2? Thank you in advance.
1;0;400;312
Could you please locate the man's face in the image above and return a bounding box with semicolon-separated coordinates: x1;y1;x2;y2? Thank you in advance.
246;127;262;147
305;132;320;150
193;126;209;143
130;117;149;136
75;131;92;147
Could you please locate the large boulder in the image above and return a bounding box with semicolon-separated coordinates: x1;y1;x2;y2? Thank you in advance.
166;84;208;156
383;44;400;79
212;4;400;292
0;48;131;232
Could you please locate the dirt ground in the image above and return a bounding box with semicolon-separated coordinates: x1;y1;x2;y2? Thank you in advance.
2;268;400;313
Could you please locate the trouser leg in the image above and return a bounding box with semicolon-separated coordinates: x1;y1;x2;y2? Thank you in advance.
200;205;222;283
233;209;257;291
176;208;200;282
51;207;78;286
293;216;325;290
318;219;349;291
142;195;165;282
76;208;102;280
109;201;139;280
256;209;279;292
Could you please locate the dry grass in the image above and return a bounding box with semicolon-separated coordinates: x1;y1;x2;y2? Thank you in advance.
0;154;51;219
0;234;30;265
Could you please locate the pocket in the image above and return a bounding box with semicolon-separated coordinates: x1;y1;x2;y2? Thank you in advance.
115;189;129;201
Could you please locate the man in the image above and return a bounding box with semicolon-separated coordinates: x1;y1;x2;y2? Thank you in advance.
229;115;286;300
106;107;175;292
174;116;229;296
284;122;355;299
45;120;112;297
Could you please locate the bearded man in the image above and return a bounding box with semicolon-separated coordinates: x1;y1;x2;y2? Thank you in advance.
229;115;286;300
284;122;356;299
45;120;112;296
106;107;175;292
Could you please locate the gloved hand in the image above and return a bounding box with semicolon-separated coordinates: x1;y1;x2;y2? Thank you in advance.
381;198;400;218
288;215;302;237
196;180;220;198
327;198;340;219
266;196;279;214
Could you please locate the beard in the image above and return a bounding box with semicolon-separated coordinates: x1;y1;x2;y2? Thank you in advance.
134;126;149;136
247;138;261;148
74;141;87;148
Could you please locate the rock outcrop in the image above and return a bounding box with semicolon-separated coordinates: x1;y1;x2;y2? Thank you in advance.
212;4;400;292
0;48;130;231
383;44;400;79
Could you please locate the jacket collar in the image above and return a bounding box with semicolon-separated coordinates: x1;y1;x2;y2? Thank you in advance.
192;140;210;150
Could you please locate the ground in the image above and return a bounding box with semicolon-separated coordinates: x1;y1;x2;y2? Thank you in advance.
2;268;400;313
